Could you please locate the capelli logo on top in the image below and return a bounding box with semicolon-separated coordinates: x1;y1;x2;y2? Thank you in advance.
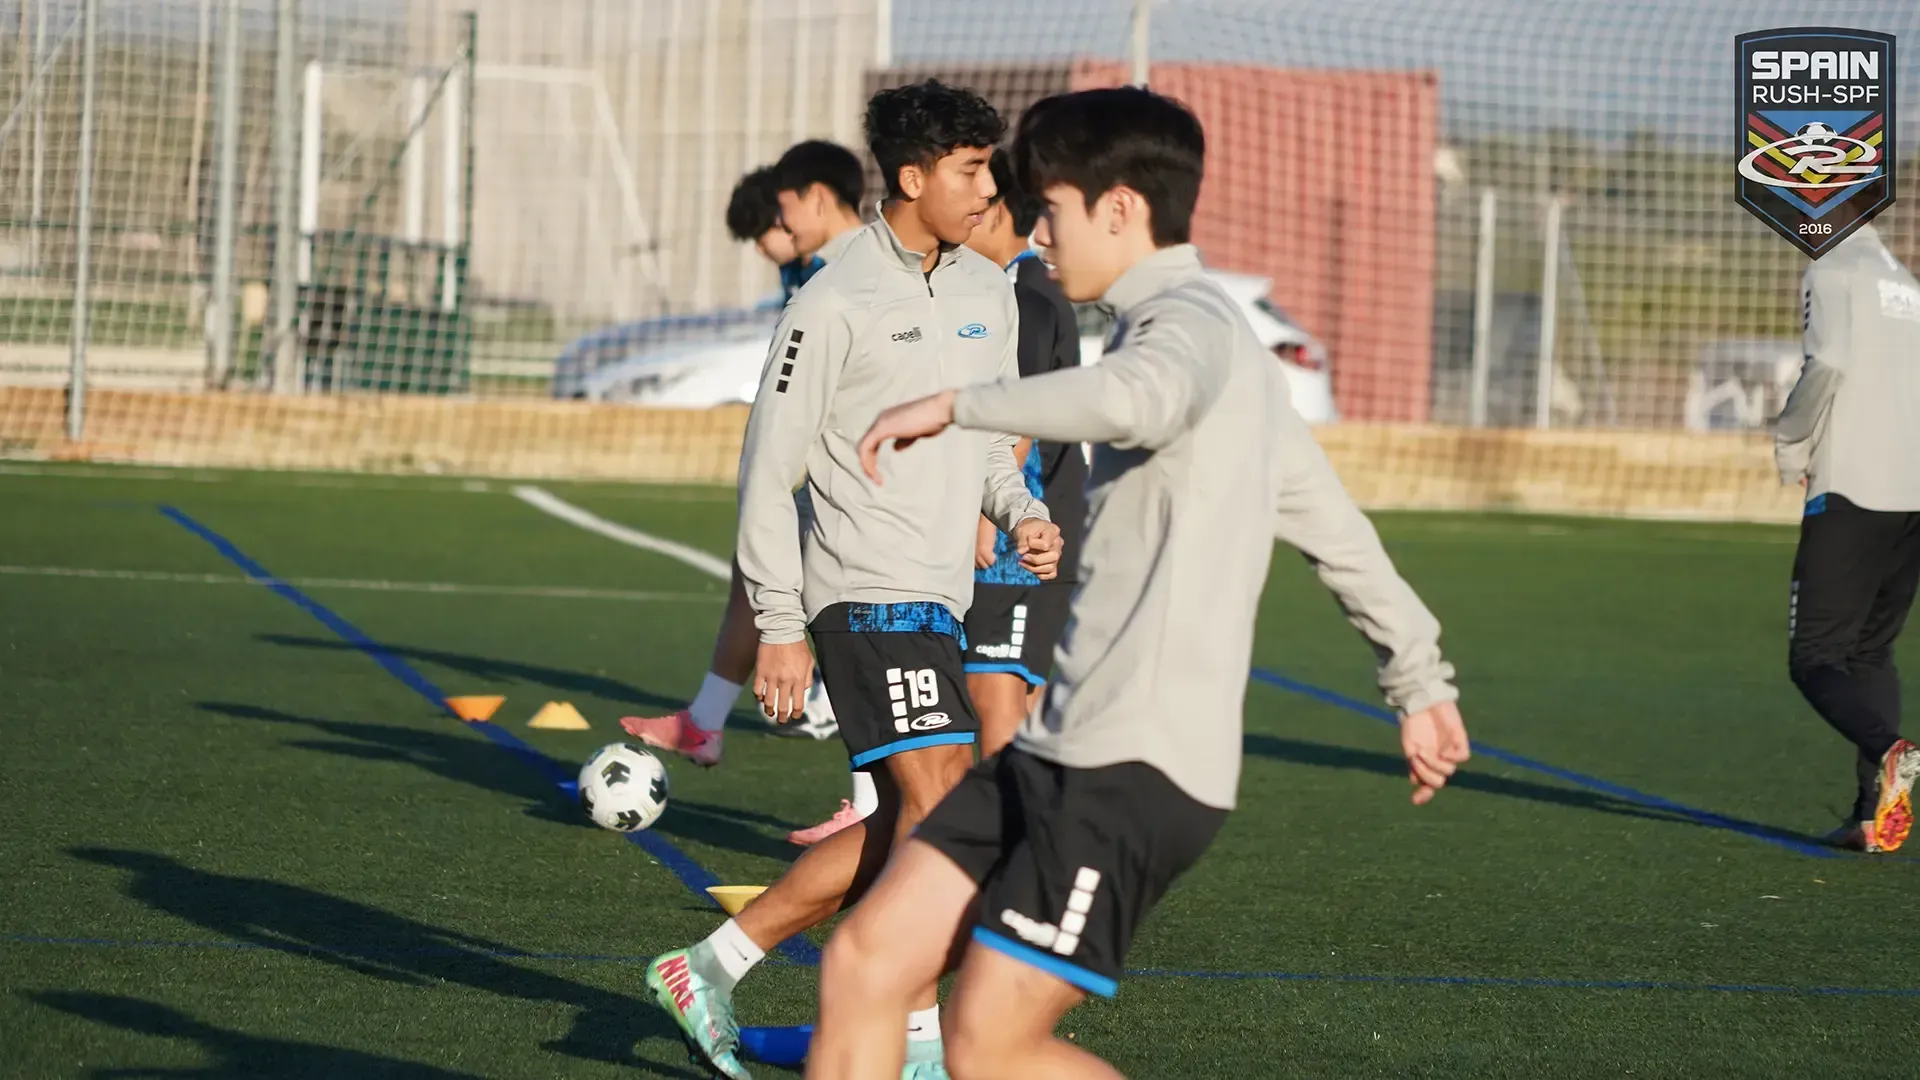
891;327;923;344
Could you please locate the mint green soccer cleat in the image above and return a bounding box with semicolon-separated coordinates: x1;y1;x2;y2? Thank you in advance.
901;1039;949;1080
644;947;751;1080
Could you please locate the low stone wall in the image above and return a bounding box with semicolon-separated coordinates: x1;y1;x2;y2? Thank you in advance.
0;388;1800;523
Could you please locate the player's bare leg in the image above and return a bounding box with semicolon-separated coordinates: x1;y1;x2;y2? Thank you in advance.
944;941;1119;1080
811;841;980;1079
967;671;1031;758
620;563;760;766
736;742;971;951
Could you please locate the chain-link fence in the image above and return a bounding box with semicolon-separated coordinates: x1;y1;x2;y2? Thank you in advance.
0;0;1914;515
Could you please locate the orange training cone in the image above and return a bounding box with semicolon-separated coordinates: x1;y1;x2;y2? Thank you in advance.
446;695;505;722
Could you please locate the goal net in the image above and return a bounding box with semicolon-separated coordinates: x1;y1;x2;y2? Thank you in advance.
0;0;1914;521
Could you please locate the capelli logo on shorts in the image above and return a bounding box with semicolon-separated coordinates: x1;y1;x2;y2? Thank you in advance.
908;712;952;731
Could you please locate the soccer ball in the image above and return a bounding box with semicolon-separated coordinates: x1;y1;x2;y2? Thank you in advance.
577;742;670;832
1796;122;1838;146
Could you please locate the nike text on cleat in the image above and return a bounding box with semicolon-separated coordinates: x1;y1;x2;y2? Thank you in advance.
621;710;723;767
644;948;751;1080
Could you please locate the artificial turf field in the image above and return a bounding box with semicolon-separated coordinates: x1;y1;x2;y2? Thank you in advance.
2;463;1916;1079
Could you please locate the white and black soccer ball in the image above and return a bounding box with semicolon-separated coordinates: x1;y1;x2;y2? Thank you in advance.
577;742;669;832
1796;122;1838;146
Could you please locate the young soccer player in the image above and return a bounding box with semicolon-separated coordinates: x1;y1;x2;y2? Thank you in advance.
725;165;802;276
643;82;1062;1080
1775;223;1920;854
772;139;868;297
625;144;877;846
810;87;1471;1080
960;148;1088;753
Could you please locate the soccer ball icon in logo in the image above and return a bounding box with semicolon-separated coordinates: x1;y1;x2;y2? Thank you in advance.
1795;122;1838;147
577;742;670;832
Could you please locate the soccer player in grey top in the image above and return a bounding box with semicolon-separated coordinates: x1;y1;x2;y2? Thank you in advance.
1774;223;1920;853
625;144;881;851
642;82;1061;1080
807;88;1470;1080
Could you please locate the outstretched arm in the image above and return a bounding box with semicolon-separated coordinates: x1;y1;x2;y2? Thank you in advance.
952;301;1229;450
1270;409;1468;803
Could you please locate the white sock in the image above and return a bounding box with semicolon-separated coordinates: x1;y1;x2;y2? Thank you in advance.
697;918;766;990
906;1004;941;1042
850;770;879;818
687;672;744;733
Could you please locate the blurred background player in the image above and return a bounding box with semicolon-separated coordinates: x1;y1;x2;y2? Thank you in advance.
1774;222;1920;854
816;86;1468;1080
772;139;868;298
643;81;1058;1080
623;145;877;848
959;147;1087;752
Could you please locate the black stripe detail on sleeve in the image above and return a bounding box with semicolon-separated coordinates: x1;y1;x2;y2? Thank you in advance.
775;379;790;393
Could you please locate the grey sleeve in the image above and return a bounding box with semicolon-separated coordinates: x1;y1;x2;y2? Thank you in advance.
1774;270;1848;484
735;293;849;645
979;295;1050;532
952;300;1229;451
1271;409;1459;716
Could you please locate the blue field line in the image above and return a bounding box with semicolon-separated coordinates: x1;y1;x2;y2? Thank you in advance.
12;933;1920;999
159;505;821;966
1129;965;1920;998
1249;667;1838;860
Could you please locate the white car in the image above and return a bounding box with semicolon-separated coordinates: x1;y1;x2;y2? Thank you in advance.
556;269;1339;424
1071;270;1336;424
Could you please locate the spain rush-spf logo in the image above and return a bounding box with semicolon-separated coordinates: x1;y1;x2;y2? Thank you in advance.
1736;28;1896;258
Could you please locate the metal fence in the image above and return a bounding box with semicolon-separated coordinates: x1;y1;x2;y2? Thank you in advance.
0;0;1916;445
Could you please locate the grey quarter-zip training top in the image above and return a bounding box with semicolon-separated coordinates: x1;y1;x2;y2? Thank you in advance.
737;211;1050;646
1775;224;1920;512
950;244;1458;810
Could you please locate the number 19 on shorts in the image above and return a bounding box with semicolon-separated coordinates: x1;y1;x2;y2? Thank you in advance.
886;666;949;733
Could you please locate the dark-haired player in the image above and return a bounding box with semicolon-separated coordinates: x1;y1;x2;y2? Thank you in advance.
811;87;1470;1080
960;147;1086;753
625;143;877;847
1776;223;1920;853
772;139;869;298
643;83;1061;1080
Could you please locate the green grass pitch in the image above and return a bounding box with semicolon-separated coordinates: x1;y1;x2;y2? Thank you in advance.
1;464;1915;1078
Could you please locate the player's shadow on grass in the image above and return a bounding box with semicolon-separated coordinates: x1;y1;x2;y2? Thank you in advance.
254;634;684;713
197;702;590;830
64;849;707;1078
198;702;803;863
1243;732;1826;845
653;799;806;868
28;991;487;1078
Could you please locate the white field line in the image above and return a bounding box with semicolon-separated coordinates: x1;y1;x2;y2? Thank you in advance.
512;485;731;581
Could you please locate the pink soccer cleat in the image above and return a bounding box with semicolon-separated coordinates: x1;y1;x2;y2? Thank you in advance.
620;710;723;768
786;799;864;846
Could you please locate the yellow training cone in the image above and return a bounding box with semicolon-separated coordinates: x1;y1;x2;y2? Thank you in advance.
445;695;505;723
705;886;767;916
527;701;590;731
